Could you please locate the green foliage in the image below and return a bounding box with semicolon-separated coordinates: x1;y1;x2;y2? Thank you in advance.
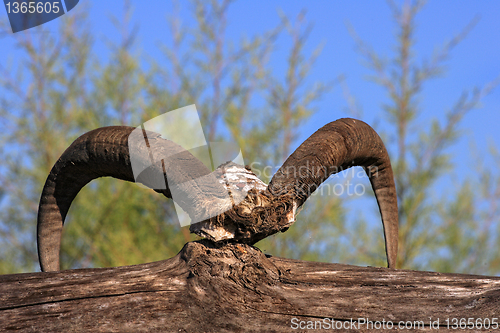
0;1;330;273
343;0;500;273
0;5;195;272
0;0;498;276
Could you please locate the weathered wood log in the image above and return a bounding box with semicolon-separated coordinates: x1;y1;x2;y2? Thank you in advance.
1;241;499;332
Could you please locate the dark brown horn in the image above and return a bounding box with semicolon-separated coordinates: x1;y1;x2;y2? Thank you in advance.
267;118;399;268
37;126;228;272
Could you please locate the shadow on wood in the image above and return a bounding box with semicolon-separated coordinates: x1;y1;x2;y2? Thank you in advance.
1;240;500;332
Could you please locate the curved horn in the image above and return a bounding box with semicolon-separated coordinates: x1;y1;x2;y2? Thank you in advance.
37;126;228;272
267;118;398;268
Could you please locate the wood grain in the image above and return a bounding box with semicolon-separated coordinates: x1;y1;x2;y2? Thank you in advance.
1;240;499;332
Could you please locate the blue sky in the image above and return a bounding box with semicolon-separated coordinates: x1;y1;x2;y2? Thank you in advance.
1;1;499;251
2;1;499;167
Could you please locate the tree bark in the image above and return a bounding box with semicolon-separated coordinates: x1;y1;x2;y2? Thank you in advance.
1;240;499;332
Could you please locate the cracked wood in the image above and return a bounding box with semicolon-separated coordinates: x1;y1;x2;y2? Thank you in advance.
1;241;499;332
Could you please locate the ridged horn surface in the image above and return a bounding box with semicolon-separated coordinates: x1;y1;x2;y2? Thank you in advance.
37;126;228;271
267;118;399;268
